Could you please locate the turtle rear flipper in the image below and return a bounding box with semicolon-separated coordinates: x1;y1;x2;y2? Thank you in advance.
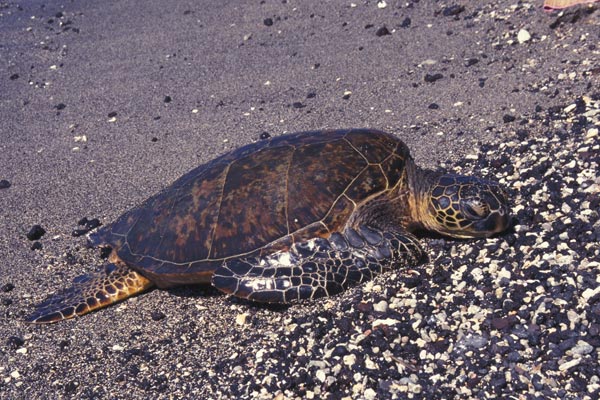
212;226;425;304
27;262;154;324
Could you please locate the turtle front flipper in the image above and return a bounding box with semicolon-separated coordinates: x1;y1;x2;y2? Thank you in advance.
212;226;425;304
27;262;154;324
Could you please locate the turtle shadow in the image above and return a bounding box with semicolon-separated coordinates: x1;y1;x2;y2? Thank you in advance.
166;284;223;300
228;298;292;313
165;285;292;312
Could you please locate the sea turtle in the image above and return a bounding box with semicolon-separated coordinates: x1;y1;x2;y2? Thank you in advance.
27;129;511;323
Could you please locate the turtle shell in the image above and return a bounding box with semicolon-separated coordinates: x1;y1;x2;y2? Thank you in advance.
90;129;411;288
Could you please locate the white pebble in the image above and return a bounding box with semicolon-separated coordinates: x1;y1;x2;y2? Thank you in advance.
571;340;593;356
582;287;600;300
365;355;378;370
373;318;400;328
343;354;357;367
315;369;327;383
470;267;484;282
373;300;388;313
498;268;511;280
517;29;531;44
559;358;581;371
255;348;266;362
236;313;250;326
364;388;377;400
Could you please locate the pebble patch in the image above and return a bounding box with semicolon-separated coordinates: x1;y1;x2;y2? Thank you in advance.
197;97;600;399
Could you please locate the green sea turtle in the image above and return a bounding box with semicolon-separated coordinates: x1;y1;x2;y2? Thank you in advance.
27;129;511;323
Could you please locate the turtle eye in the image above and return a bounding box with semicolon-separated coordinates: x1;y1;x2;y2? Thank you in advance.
461;200;489;220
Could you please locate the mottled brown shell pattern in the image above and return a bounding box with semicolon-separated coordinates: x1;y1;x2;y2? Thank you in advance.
89;129;410;287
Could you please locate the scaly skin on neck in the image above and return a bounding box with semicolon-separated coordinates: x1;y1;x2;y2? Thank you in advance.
404;161;442;233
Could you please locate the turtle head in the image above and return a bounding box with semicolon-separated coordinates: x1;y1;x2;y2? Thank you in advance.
420;174;511;239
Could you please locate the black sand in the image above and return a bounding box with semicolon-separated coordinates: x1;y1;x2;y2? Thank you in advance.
1;1;599;398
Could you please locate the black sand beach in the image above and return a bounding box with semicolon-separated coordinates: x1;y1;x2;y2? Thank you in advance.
1;1;599;398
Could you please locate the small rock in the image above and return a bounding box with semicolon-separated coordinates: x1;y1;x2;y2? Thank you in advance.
151;311;166;321
470;267;484;282
0;180;11;189
364;388;377;400
236;313;250;326
1;283;15;293
343;353;357;367
503;114;516;123
582;287;600;300
26;225;46;241
259;132;271;140
424;73;443;83
497;268;511;280
517;29;531;44
558;358;581;371
373;300;388;313
6;336;25;349
376;26;391;37
442;5;465;17
571;340;593;356
263;18;273;27
365;355;378;370
292;102;305;109
73;217;102;237
315;369;327;383
458;334;487;349
372;318;400;328
465;58;479;67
